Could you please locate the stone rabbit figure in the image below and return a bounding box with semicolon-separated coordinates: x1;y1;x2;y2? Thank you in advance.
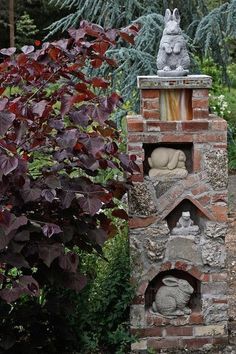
152;276;194;316
157;8;190;75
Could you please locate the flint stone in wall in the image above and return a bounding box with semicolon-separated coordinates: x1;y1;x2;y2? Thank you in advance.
153;180;176;198
129;182;157;216
202;297;228;324
164;236;203;265
130;305;146;327
204;221;228;239
204;149;228;190
200;238;226;268
130;221;169;275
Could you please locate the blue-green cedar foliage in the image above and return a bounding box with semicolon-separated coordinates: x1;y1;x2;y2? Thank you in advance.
47;0;236;113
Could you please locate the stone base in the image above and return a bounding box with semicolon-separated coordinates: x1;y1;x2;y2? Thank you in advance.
149;168;188;178
157;70;189;77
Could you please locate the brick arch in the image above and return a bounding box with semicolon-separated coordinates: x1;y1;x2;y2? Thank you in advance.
162;195;216;222
137;261;208;297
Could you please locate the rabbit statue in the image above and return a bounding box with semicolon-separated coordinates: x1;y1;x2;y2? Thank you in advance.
157;8;190;76
152;276;194;316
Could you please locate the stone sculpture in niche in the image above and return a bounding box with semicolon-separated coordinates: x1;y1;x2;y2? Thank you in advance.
157;8;190;77
148;147;188;178
152;276;194;316
172;211;200;235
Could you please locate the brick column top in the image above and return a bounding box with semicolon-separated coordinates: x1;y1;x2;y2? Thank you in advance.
137;75;212;89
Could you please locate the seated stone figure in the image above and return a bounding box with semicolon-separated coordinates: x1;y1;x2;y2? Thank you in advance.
171;211;200;235
148;147;188;178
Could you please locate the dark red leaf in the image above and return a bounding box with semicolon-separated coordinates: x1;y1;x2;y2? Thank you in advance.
79;133;104;156
0;253;29;268
21;45;34;54
63;272;87;293
0;155;18;175
14;230;30;241
42;223;62;238
91;58;103;68
0;47;16;56
45;175;61;189
21;188;41;203
32;100;48;117
58;252;79;273
92;41;110;55
0;98;8;111
41;189;56;202
91;77;109;88
38;243;63;267
0;111;15;136
112;209;129;220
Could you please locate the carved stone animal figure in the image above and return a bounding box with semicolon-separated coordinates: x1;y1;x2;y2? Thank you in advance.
152;276;194;316
157;8;190;72
148;147;186;171
172;211;200;235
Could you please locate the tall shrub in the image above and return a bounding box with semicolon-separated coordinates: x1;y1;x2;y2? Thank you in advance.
0;21;139;304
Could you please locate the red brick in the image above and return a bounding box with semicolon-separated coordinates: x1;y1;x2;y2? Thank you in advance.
213;298;228;304
162;134;193;143
211;193;228;204
192;89;209;98
129;216;157;229
127;143;143;152
165;326;193;336
132;327;163;337
143;134;162;144
160;261;172;272
192;97;209;109
194;133;227;143
127;118;144;132
148;338;179;349
137;281;148;295
181;337;213;348
200;273;210;282
197;194;211;206
213;143;227;149
146;121;177;132
193;108;209;119
192;185;208;196
189;266;203;280
141;89;160;99
181;121;209;131
143;99;160;110
189;312;204;324
133;295;145;305
146;314;169;327
193;149;202;172
210;119;228;131
143;110;160;119
213;336;229;345
211;204;228;222
175;261;189;271
210;273;228;281
130;174;144;182
127;133;143;143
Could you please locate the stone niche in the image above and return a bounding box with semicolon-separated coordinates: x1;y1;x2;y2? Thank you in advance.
166;199;203;232
144;143;193;177
145;269;201;312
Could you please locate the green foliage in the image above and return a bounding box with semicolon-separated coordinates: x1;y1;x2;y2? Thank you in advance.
194;0;236;84
74;225;135;353
15;12;39;48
